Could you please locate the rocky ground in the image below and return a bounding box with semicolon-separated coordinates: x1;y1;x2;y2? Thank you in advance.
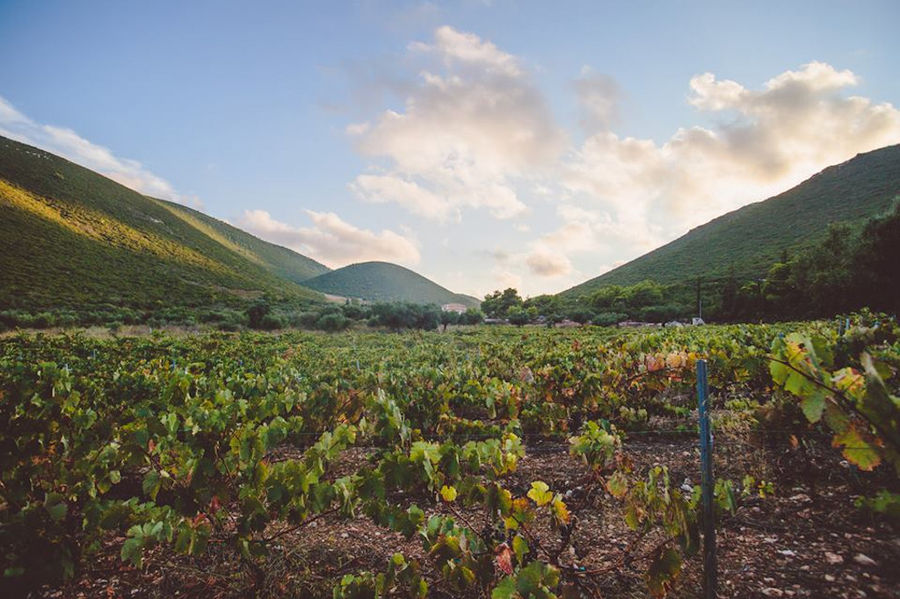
39;434;899;598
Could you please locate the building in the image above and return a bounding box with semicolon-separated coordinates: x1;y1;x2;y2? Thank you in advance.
441;303;468;314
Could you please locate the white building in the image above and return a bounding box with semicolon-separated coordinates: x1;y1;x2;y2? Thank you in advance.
441;303;468;314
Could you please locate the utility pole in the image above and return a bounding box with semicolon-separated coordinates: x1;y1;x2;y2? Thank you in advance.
696;277;703;320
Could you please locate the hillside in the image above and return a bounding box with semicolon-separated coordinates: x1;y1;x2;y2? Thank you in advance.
562;144;900;297
0;135;328;312
301;262;480;306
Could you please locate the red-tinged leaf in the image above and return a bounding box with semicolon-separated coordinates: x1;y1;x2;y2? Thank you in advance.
495;543;514;576
833;425;881;471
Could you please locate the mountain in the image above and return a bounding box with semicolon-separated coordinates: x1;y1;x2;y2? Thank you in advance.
301;262;480;306
0;135;329;313
561;144;900;297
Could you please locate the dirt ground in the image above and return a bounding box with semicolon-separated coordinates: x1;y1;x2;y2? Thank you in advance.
38;435;899;599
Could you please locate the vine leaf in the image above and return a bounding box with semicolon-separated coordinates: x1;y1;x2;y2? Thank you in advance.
440;485;458;502
647;546;681;598
832;425;881;471
527;481;552;506
799;388;827;423
606;470;628;499
491;576;517;599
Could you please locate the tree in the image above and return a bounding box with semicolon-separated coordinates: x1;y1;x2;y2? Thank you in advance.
459;308;484;325
507;306;530;326
481;288;523;319
720;267;739;321
440;310;460;332
247;301;270;329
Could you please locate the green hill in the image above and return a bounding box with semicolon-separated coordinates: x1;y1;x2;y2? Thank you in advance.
301;261;480;306
561;144;900;297
0;135;328;314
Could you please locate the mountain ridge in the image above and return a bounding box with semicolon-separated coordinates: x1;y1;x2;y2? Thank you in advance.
0;135;328;312
301;261;481;307
560;144;900;297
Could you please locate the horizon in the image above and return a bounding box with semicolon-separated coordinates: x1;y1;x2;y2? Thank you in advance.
2;1;899;298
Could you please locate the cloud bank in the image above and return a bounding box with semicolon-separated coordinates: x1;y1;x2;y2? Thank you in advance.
236;209;420;268
348;26;565;222
532;61;900;283
345;29;900;291
0;96;195;205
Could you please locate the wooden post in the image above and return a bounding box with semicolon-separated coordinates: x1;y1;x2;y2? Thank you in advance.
697;359;717;598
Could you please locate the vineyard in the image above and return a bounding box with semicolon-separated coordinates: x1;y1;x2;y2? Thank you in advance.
1;318;898;598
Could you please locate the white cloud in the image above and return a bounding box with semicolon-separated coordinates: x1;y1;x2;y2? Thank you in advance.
350;173;454;220
348;25;564;222
409;25;522;77
559;61;900;271
574;67;621;133
345;36;900;293
526;248;572;277
0;95;196;206
236;209;420;268
517;61;900;287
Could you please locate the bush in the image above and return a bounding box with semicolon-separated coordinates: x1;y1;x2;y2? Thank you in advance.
247;301;270;329
591;312;627;327
289;311;321;329
259;314;285;331
638;304;682;323
316;313;350;332
565;308;595;324
33;313;55;328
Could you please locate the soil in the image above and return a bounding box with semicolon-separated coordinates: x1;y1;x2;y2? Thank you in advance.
37;435;900;599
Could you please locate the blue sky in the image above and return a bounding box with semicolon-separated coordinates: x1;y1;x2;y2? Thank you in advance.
2;0;899;296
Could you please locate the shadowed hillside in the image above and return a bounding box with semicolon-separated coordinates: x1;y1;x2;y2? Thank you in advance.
301;261;480;306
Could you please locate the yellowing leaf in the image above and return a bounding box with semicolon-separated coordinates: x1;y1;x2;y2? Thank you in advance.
440;485;457;502
512;535;529;565
832;425;881;471
665;353;683;369
551;495;570;524
606;470;628;499
527;481;552;506
647;547;682;598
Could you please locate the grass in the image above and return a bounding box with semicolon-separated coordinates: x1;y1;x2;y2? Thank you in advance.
301;261;481;306
0;135;326;313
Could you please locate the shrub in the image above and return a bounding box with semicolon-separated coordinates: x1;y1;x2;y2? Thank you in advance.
259;314;285;330
316;313;350;332
591;312;627;327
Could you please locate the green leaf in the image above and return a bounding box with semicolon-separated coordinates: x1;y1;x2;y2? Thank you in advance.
44;493;67;522
512;535;528;565
799;388;827;423
491;576;518;599
142;470;161;500
769;360;789;385
121;537;143;568
527;481;552;507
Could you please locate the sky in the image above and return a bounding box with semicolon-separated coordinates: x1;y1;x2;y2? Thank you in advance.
2;0;899;298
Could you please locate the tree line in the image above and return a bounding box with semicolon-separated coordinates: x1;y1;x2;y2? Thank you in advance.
482;201;899;325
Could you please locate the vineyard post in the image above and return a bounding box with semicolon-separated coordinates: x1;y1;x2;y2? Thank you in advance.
697;358;717;598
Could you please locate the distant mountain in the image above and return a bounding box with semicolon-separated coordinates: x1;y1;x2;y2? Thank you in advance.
0;135;328;312
301;261;480;306
561;144;900;297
